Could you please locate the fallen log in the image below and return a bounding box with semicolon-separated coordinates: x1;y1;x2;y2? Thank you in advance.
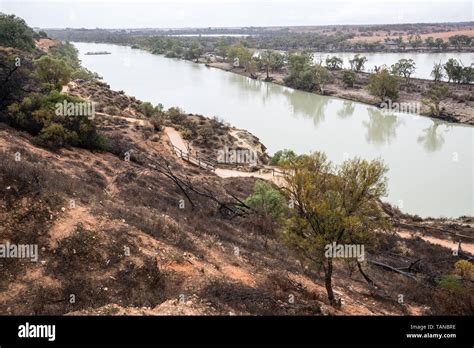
367;259;417;279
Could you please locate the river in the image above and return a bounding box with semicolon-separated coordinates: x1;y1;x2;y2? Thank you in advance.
74;42;473;218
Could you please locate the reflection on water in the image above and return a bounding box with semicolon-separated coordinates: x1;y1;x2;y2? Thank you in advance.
282;89;331;127
364;108;403;146
337;101;355;119
417;121;447;152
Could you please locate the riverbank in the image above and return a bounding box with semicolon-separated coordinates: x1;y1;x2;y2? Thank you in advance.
202;60;474;125
64;38;474;125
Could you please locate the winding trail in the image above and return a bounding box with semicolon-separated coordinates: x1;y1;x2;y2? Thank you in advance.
163;127;285;186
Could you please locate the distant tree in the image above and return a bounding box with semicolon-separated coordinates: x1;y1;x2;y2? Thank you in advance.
391;58;416;79
367;68;400;102
214;39;229;58
410;34;422;48
449;35;472;50
269;51;285;72
422;84;449;117
342;69;356;87
227;44;253;71
325;56;343;70
184;40;203;61
0;14;35;51
284;52;315;91
444;58;464;83
313;64;331;93
431;62;444;82
349;54;368;72
281;152;389;306
425;36;435;48
395;35;405;50
434;38;445;50
259;50;273;79
461;64;473;84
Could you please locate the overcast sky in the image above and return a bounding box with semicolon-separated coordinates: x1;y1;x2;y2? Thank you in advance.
0;0;472;29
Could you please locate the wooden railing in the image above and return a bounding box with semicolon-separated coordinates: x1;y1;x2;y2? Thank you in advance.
271;168;289;177
172;145;216;172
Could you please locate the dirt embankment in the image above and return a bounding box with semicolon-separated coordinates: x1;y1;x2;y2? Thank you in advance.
35;38;57;53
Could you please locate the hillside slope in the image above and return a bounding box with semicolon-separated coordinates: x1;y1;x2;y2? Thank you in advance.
1;79;473;316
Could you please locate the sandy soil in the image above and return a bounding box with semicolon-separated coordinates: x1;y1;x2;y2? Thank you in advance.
35;38;56;52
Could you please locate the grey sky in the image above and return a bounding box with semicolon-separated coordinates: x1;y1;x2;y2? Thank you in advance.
0;0;472;29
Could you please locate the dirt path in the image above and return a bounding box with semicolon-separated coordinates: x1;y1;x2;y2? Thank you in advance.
164;126;189;153
397;230;474;255
163;127;285;186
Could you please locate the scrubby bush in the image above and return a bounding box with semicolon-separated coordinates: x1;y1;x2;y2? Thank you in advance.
104;105;120;115
139;101;164;118
368;68;400;101
454;260;474;280
270;149;298;166
342;70;356;87
33;55;72;91
39;123;78;148
7;91;106;150
167;107;186;125
325;56;343;70
0;14;35;51
244;180;288;247
150;114;163;131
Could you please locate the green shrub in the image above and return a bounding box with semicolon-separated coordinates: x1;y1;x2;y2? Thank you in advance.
368;68;400;101
33;55;72;91
167;107;186;125
0;14;35;51
7;91;106;151
454;260;474;280
270;149;298;166
342;70;356;87
245;180;288;221
39;123;78;148
437;274;464;293
139;102;164;118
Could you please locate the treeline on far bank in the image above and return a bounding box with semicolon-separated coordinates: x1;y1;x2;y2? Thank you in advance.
45;24;474;52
